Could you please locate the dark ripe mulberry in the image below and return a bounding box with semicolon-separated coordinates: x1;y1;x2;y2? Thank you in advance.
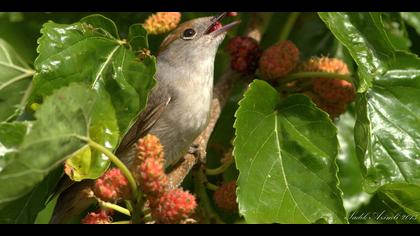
213;181;238;213
226;36;262;75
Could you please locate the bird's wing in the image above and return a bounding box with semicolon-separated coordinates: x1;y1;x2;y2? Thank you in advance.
115;86;171;156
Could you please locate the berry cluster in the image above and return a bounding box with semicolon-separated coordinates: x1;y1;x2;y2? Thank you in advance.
143;12;182;35
227;35;354;118
149;189;197;224
81;210;112;224
134;135;197;224
226;36;262;75
83;135;197;224
126;135;169;196
93;168;131;202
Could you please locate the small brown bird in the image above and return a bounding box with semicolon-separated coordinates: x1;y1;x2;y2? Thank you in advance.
50;12;239;223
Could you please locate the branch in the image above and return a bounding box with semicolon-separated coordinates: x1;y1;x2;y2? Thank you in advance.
167;13;269;190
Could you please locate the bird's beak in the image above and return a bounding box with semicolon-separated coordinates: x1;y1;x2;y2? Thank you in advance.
205;12;241;37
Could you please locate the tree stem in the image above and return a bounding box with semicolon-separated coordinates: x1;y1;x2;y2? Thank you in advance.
206;154;234;176
193;168;224;224
278;12;300;42
111;220;131;224
87;139;138;201
279;71;354;85
98;199;131;216
206;182;219;191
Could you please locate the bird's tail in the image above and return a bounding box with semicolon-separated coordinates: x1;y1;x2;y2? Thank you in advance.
49;180;95;224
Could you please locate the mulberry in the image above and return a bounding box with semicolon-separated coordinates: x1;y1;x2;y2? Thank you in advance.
259;40;300;80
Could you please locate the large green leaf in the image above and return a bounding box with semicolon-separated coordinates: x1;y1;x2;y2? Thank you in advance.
234;80;346;224
128;23;149;52
0;167;62;223
0;38;33;122
318;12;396;92
348;193;418;224
355;63;420;190
29;14;156;137
379;183;420;219
381;13;411;51
336;110;371;213
320;12;420;192
0;122;29;170
0;121;63;223
65;88;119;181
0;83;119;208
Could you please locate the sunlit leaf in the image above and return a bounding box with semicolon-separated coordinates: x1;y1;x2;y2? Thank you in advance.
0;83;118;208
234;80;346;224
0;39;33;122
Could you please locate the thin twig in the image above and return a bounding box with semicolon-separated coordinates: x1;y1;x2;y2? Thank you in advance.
88;139;139;201
206;151;234;176
193;168;224;224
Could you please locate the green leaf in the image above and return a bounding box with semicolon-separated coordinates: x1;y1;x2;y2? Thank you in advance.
0;83;119;208
318;12;396;92
320;12;420;192
80;14;119;39
0;121;29;171
0;122;62;223
0;167;62;223
29;14;156;136
336;110;371;213
128;23;149;52
355;65;420;190
349;193;418;224
381;13;411;50
0;38;34;122
233;80;346;224
379;183;420;219
401;12;420;36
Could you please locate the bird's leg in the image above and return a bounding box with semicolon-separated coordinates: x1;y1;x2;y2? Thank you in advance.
188;143;206;164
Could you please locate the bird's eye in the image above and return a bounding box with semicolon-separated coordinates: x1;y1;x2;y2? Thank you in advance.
182;28;196;40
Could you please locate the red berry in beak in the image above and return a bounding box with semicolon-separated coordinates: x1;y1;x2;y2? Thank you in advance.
207;21;223;34
227;12;238;17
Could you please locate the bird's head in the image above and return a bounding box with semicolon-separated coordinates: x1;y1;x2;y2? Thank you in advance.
157;12;240;63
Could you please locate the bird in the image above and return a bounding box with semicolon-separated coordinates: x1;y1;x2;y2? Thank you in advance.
50;12;240;223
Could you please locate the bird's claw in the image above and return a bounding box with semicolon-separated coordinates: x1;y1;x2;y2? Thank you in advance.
188;144;206;164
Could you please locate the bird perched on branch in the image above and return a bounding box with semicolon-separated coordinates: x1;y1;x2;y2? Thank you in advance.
50;12;240;224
